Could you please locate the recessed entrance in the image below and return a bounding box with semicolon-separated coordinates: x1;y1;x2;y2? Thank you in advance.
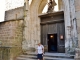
48;34;57;52
40;11;65;53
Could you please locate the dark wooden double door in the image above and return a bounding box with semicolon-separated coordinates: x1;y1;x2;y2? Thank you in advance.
40;11;65;53
41;22;65;53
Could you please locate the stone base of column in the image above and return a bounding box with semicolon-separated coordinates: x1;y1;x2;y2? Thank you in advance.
65;47;76;56
74;48;80;60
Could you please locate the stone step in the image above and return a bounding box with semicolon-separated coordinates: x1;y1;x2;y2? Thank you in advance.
24;52;74;59
16;55;74;60
16;52;74;60
16;56;74;60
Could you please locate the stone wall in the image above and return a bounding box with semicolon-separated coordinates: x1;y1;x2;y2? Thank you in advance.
0;20;23;60
75;0;80;47
5;6;24;21
74;0;80;60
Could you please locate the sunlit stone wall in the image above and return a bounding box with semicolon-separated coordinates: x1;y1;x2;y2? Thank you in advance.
0;20;23;60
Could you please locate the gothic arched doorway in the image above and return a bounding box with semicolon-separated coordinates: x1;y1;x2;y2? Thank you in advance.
29;0;65;53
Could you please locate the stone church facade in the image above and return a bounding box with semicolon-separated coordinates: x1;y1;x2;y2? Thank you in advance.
0;0;80;60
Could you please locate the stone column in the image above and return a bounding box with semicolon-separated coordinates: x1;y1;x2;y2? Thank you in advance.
69;0;78;54
74;0;80;60
62;0;72;54
22;0;29;52
62;0;78;54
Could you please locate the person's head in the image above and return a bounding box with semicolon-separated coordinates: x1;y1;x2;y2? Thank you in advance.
38;43;41;46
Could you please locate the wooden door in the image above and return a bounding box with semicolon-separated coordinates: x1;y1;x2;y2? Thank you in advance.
48;23;57;34
41;24;48;52
57;22;65;53
41;24;48;45
41;22;65;53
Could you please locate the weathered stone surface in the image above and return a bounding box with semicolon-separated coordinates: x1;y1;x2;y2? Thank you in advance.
22;0;41;52
75;0;80;48
0;20;23;60
77;20;80;34
75;0;80;59
0;47;22;60
75;0;80;11
5;6;24;21
77;20;80;48
0;20;23;47
75;48;80;60
76;11;80;20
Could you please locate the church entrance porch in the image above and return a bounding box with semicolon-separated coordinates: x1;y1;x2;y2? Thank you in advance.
39;11;65;53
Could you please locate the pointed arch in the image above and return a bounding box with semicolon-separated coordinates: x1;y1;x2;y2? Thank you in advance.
30;0;47;14
38;0;47;14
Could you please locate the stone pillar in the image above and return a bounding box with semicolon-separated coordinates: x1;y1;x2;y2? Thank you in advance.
62;0;71;54
74;0;80;60
69;0;78;54
62;0;78;54
22;0;30;52
75;2;80;48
